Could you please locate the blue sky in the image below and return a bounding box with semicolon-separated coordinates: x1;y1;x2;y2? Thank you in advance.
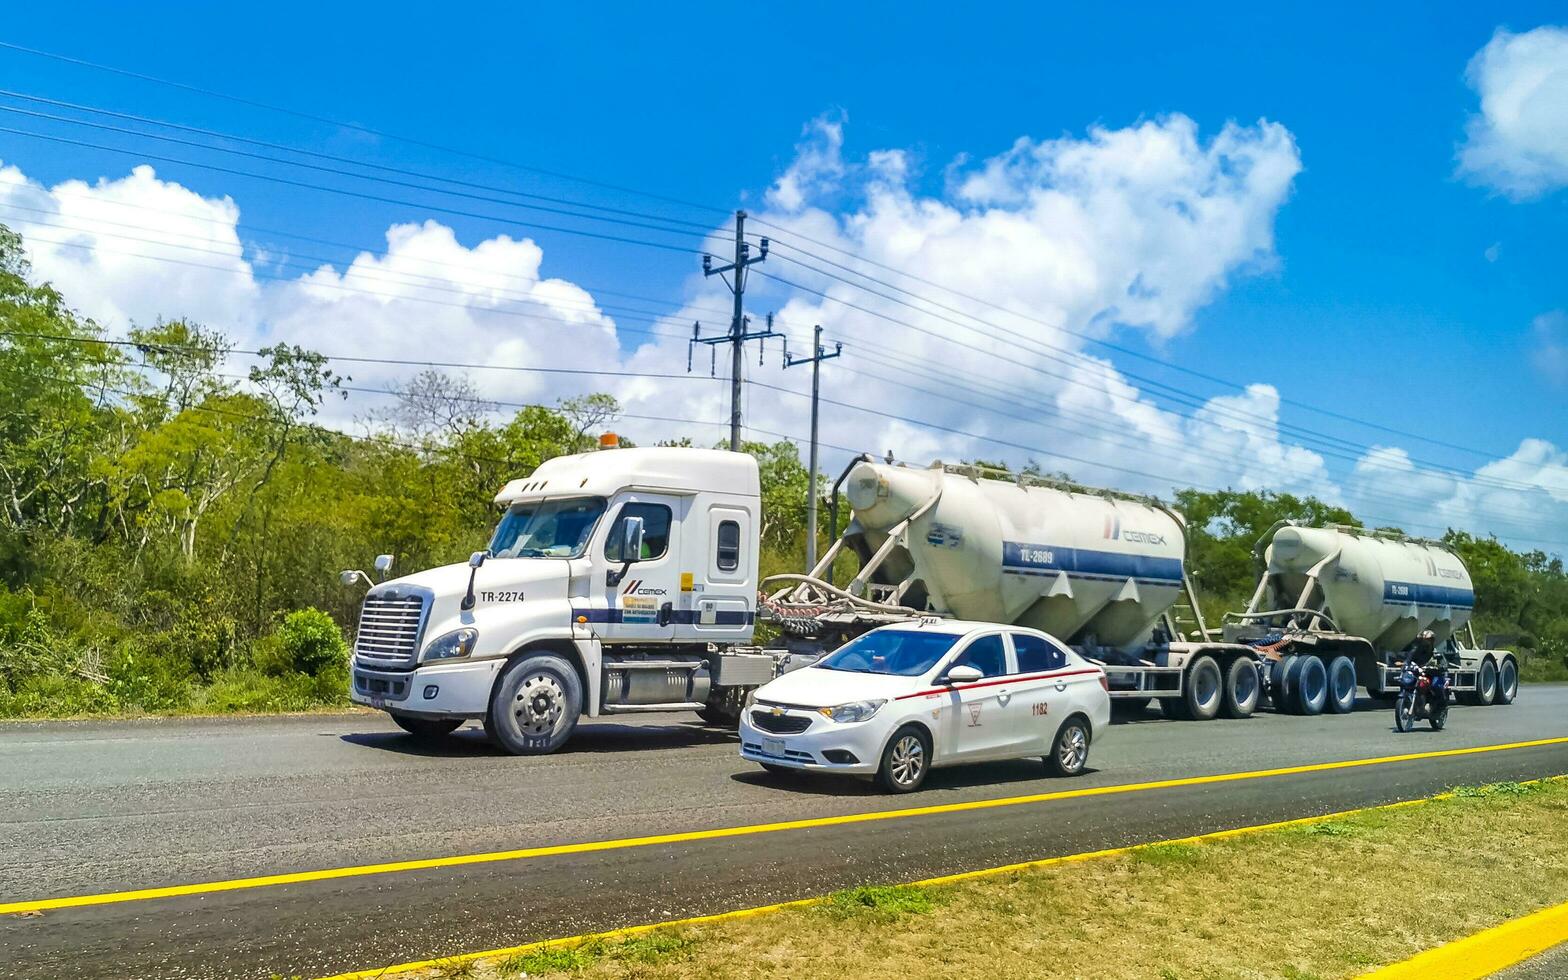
0;3;1564;548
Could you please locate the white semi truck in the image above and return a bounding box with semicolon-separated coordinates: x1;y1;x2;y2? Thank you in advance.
344;445;1516;754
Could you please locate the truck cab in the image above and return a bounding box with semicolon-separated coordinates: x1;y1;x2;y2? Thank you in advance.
347;446;776;754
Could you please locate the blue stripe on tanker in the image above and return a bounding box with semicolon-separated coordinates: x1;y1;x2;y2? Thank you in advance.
1001;541;1184;584
1381;580;1475;609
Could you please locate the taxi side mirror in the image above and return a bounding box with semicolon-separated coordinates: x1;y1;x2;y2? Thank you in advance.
943;664;984;685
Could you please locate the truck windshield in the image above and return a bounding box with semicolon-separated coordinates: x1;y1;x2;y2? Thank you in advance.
489;497;606;558
815;630;960;676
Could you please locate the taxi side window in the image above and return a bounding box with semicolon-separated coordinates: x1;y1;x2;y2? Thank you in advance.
605;503;672;562
951;634;1006;677
1012;633;1067;673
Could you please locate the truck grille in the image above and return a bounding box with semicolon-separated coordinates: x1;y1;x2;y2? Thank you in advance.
749;709;813;735
354;591;430;669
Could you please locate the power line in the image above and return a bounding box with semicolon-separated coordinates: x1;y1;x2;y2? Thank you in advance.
0;101;1527;489
0;40;730;221
752;223;1504;460
0;190;740;324
0;125;707;256
13;334;1562;547
0;101;723;244
754;267;1556;497
0;57;1516;471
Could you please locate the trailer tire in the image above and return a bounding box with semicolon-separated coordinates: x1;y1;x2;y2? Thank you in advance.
1496;658;1518;706
1179;656;1223;721
486;653;583;756
1270;655;1298;713
1220;658;1259;719
1325;655;1357;714
1468;657;1498;707
1288;655;1328;716
390;714;463;740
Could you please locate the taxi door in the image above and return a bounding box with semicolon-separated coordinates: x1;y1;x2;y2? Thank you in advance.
935;632;1017;763
1007;631;1078;753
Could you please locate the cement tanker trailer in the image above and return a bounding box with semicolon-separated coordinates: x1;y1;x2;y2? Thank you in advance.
764;458;1268;721
1222;523;1519;711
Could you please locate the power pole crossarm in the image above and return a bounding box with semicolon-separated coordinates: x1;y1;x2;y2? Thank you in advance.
783;323;842;570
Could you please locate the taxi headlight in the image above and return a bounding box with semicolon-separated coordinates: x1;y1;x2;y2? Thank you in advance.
744;689;759;709
818;699;886;724
423;628;478;661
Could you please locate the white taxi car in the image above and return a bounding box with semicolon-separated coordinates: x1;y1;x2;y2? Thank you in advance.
740;619;1110;792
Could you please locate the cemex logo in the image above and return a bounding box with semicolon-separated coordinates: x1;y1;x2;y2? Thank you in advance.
621;580;667;596
1105;514;1165;546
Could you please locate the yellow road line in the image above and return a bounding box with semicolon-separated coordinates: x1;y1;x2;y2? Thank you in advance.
3;734;1565;917
1364;899;1568;979
316;777;1564;980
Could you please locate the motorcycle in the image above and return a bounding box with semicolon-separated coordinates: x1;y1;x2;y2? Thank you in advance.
1394;660;1449;733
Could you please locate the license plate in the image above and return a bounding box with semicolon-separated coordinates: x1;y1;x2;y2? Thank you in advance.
762;737;786;758
370;697;386;709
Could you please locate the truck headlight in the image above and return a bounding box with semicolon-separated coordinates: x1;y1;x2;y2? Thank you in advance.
818;699;886;724
423;628;478;661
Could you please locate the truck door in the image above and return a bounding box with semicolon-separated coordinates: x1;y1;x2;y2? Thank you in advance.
935;633;1017;763
594;495;683;644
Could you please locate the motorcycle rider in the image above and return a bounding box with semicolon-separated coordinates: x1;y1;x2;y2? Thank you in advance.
1408;629;1439;667
1407;629;1449;708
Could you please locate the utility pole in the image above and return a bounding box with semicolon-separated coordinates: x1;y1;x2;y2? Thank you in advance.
695;210;770;451
784;324;841;569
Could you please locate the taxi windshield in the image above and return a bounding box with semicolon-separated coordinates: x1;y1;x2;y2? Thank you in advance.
815;630;960;676
488;497;606;558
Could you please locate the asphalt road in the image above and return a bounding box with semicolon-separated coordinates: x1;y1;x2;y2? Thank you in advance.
3;687;1567;980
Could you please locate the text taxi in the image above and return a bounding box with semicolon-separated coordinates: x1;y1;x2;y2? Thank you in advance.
739;619;1111;792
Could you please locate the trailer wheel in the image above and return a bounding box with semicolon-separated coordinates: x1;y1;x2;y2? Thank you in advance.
1325;656;1357;714
486;653;583;755
1287;656;1328;715
1220;658;1259;719
1270;655;1298;712
1496;658;1518;706
1468;657;1498;707
390;714;463;740
1178;656;1223;721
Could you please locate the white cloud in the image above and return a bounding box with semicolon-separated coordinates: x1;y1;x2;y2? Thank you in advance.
1533;310;1568;386
1458;25;1568;198
765;113;847;213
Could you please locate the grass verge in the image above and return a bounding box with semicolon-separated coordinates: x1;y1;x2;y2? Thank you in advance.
374;777;1568;980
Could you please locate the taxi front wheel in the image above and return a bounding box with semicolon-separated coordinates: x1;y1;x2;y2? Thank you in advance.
876;726;932;793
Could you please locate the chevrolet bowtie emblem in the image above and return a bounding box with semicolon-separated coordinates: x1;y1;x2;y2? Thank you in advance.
770;706;783;716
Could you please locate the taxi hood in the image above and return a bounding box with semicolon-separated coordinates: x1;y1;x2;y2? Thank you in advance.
753;664;930;708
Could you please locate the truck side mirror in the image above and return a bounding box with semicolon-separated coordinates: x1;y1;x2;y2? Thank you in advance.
374;554;395;579
461;551;487;611
607;516;645;587
621;516;646;563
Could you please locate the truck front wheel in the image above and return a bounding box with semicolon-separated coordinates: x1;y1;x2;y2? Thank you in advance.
487;653;583;755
